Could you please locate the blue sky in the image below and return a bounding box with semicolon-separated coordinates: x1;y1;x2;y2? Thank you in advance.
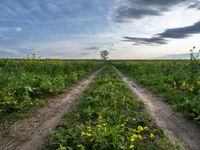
0;0;200;59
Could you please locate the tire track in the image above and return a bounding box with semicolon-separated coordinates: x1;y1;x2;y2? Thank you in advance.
115;67;200;150
0;67;104;150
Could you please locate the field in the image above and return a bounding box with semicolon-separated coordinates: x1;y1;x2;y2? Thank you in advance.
46;66;177;150
113;60;200;122
0;58;199;149
0;59;102;132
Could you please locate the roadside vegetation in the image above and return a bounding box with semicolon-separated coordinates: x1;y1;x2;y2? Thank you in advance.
0;59;102;133
47;66;179;150
113;59;200;123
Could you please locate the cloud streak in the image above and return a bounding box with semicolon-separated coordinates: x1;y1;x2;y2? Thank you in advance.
114;7;161;22
123;36;167;45
85;46;99;51
123;21;200;45
188;1;200;10
113;0;197;22
158;21;200;39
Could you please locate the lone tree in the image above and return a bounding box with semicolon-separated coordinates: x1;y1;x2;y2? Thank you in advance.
100;50;109;60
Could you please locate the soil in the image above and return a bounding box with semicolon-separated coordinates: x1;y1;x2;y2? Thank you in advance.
115;68;200;150
0;68;103;150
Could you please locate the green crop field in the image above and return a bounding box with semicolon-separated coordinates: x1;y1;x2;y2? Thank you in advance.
113;60;200;123
0;58;199;149
0;59;102;132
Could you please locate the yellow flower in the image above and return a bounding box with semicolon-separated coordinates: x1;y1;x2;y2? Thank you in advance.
138;134;143;140
81;131;86;136
137;126;144;132
86;133;92;137
129;145;134;149
130;134;138;141
150;133;155;139
133;129;137;133
130;138;135;142
144;126;148;131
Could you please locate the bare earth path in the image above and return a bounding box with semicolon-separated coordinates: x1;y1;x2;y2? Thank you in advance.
0;68;103;150
115;68;200;150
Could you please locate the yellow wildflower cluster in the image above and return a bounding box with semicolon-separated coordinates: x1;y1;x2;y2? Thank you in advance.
81;126;93;137
130;133;143;142
137;126;144;132
130;134;138;142
129;125;155;149
81;131;92;137
137;125;149;133
80;121;107;141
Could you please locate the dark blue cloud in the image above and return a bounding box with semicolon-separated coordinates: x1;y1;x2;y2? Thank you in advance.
188;1;200;10
115;7;160;22
123;36;167;45
85;46;99;51
158;21;200;39
123;21;200;45
113;0;196;22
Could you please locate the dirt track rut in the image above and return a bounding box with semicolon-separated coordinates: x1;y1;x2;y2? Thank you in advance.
0;68;103;150
115;68;200;150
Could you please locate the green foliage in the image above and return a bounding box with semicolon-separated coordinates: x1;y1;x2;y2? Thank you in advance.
46;67;178;150
0;59;102;131
113;60;200;123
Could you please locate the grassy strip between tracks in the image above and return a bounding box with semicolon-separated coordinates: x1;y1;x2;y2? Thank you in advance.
46;66;179;150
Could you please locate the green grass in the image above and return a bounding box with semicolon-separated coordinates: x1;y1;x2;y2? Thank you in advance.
0;59;102;134
113;60;200;123
46;66;179;150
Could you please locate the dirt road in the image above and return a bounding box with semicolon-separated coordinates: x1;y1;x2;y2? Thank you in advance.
0;68;103;150
115;68;200;150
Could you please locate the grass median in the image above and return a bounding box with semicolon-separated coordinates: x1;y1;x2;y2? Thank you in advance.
46;66;179;150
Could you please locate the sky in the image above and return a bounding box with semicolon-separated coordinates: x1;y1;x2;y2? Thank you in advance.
0;0;200;59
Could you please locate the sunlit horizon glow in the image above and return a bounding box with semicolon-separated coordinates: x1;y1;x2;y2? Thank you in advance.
0;0;200;59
